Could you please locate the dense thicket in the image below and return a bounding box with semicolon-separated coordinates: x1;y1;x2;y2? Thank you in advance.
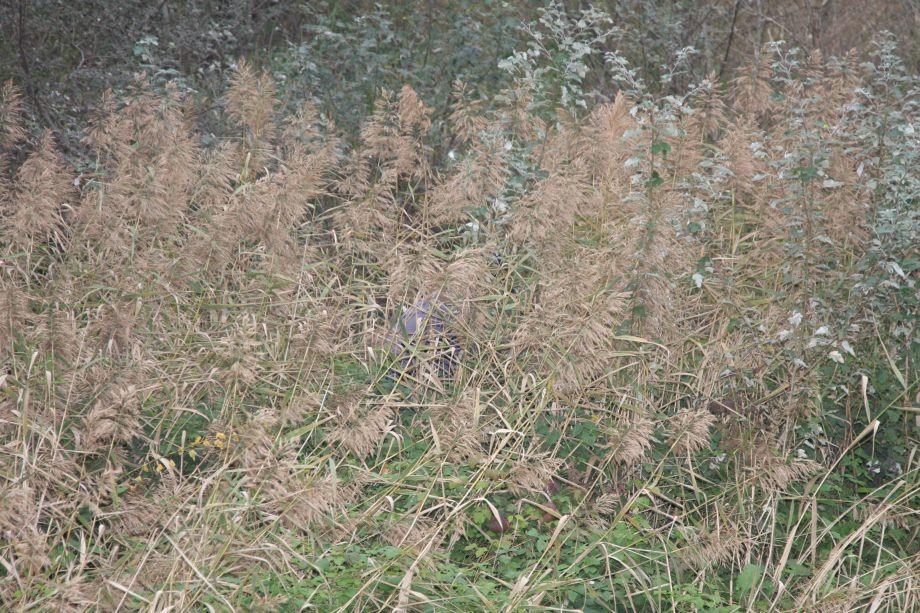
2;1;918;153
0;2;917;611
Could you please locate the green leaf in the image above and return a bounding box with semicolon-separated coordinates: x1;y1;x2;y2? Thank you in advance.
736;564;762;598
650;140;671;156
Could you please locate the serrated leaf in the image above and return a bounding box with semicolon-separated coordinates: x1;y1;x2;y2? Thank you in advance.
841;340;856;357
736;564;763;597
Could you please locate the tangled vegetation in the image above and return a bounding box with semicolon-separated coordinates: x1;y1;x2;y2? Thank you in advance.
0;3;917;611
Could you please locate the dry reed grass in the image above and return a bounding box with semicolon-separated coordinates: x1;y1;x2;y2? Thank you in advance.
0;40;916;611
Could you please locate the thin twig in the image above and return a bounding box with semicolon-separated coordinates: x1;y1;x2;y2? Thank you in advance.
718;0;744;80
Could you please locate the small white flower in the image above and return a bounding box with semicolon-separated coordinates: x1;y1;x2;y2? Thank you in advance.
692;273;703;288
788;311;803;327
